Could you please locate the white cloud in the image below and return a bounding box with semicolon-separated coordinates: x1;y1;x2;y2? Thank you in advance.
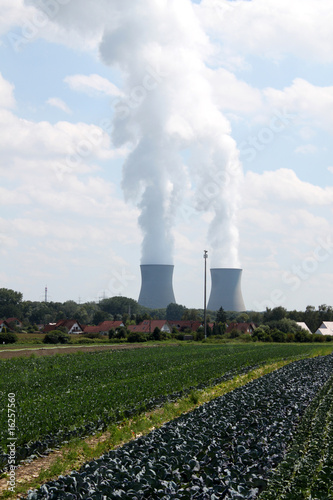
211;67;262;114
264;79;333;134
0;0;33;36
46;97;71;114
0;108;124;172
198;0;333;63
0;73;15;108
64;74;123;97
245;168;333;206
294;144;318;155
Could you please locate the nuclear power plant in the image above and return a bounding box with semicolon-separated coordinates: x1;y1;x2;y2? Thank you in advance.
137;264;245;311
207;268;245;312
138;264;176;309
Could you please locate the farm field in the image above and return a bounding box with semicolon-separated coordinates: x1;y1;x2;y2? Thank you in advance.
1;343;331;471
259;372;333;499
25;353;333;499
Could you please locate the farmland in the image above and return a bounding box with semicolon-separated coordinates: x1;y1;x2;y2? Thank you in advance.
25;353;333;499
1;343;331;471
259;373;333;499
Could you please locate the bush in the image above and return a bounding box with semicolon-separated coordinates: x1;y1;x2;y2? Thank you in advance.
152;327;161;341
194;329;205;341
83;332;103;339
127;332;147;343
114;327;128;339
271;329;287;343
43;330;70;344
0;332;18;344
229;329;240;339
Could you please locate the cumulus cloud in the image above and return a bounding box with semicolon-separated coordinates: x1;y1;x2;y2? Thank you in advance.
264;79;333;133
64;74;123;97
46;97;71;114
0;73;15;108
0;0;33;36
198;0;333;63
245;169;333;206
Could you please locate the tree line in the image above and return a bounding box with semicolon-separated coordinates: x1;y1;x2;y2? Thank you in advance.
0;288;332;335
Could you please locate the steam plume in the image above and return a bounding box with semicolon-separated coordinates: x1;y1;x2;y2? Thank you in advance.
98;0;243;266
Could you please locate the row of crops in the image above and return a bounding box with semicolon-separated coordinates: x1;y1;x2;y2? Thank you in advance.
0;344;329;468
26;354;333;499
259;371;333;499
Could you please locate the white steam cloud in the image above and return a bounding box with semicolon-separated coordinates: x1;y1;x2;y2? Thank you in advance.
99;0;243;267
31;0;243;268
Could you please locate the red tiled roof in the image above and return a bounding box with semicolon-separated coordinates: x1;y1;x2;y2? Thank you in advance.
168;321;202;331
226;322;255;334
83;321;124;334
5;317;22;324
128;320;171;333
43;320;84;333
98;321;124;331
83;325;101;334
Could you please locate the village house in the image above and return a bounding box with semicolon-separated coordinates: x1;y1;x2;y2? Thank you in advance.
168;320;203;332
127;320;171;334
5;317;23;328
43;320;84;335
0;320;13;333
83;321;124;335
315;321;333;336
226;322;256;335
296;322;312;333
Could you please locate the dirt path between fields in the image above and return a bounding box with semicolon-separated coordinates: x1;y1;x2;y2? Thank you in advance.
0;342;172;360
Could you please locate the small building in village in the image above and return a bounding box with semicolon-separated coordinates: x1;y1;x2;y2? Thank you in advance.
315;322;333;336
43;319;84;335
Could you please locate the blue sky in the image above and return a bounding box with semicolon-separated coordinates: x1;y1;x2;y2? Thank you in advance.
0;0;332;311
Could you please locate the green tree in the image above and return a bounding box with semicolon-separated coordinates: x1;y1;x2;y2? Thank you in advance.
216;307;227;324
0;288;23;319
182;309;200;321
99;296;139;316
152;326;161;340
263;306;287;322
166;303;187;320
62;300;79;319
303;305;318;333
92;310;112;325
236;312;250;323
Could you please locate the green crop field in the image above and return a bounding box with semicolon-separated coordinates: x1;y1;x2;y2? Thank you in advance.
25;350;333;499
1;343;332;470
260;373;333;499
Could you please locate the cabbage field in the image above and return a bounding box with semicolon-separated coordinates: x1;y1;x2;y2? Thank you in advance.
0;343;330;470
259;371;333;499
26;353;333;499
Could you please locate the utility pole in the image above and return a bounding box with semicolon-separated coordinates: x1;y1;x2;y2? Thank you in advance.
45;286;48;303
204;250;208;338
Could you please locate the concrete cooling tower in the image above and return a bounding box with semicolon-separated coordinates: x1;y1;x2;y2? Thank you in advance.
207;268;246;312
138;264;176;309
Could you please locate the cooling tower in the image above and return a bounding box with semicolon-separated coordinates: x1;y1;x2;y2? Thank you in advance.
138;264;176;309
207;268;246;312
